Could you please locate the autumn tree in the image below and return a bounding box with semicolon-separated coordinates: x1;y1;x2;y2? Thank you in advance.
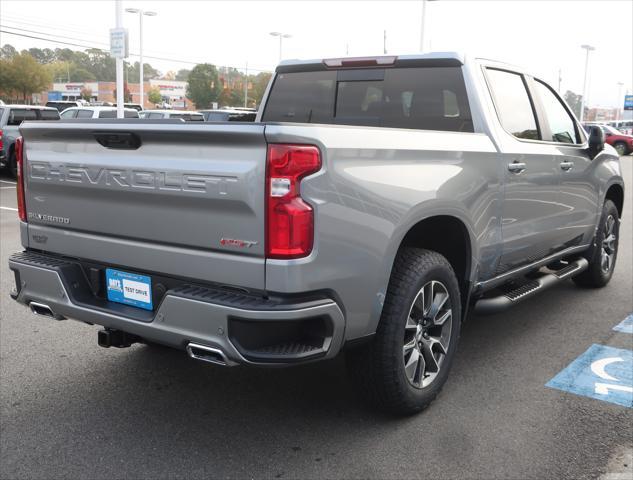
148;87;162;104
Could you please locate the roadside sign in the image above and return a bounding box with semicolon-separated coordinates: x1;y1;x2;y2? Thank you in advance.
109;28;129;59
546;344;633;408
625;95;633;111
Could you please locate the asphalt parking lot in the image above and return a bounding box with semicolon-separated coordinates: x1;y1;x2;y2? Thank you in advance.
1;160;632;480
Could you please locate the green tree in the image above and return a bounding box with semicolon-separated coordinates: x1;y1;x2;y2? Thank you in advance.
186;63;221;108
126;61;160;82
175;68;191;81
563;90;582;119
5;53;52;101
0;44;17;60
148;87;162;104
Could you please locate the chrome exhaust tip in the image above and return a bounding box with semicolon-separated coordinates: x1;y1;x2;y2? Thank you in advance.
29;302;55;318
186;343;228;366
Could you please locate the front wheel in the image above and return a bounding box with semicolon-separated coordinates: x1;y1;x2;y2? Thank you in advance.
573;200;620;288
347;248;461;415
613;142;629;156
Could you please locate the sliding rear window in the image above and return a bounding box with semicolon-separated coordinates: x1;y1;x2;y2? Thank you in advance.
262;66;473;132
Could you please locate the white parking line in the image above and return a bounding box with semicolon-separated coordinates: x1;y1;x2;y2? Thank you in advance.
0;206;18;211
0;186;16;189
0;180;16;185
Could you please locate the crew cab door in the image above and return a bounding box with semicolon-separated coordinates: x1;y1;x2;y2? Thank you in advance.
529;79;599;248
484;68;568;273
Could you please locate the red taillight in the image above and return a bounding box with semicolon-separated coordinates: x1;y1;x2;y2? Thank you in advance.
15;136;26;222
0;129;3;151
266;144;321;259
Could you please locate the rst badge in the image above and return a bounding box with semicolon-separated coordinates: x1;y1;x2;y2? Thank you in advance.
220;238;259;249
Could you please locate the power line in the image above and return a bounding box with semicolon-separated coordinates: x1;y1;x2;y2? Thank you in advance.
0;27;273;73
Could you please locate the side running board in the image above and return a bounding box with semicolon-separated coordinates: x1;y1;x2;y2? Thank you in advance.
473;258;588;315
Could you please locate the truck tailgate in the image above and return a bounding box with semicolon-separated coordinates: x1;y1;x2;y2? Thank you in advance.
19;121;267;289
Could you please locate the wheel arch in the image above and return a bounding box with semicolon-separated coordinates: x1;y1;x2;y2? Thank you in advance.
605;183;624;217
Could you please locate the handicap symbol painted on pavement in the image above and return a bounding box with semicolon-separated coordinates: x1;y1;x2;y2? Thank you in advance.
546;344;633;408
613;314;633;334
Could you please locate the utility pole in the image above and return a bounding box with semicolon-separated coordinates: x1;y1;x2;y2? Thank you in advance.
244;62;248;108
383;30;387;54
115;0;124;118
579;44;595;122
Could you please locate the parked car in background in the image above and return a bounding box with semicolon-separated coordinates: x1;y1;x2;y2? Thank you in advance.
60;107;140;119
0;105;59;177
114;103;144;112
139;110;204;121
583;123;633;155
198;109;257;122
45;100;85;112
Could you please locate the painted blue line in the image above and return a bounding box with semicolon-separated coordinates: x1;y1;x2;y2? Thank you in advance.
613;314;633;334
546;344;633;408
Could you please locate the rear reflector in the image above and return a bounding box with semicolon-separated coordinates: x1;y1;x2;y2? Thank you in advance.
266;144;321;259
323;56;397;68
15;136;26;222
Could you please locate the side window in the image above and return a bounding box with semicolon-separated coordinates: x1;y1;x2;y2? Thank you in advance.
148;112;164;119
534;81;579;144
486;69;539;140
8;109;37;126
60;109;77;119
39;110;60;120
99;110;116;118
76;110;93;118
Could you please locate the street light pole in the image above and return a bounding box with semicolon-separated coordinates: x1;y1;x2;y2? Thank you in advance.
419;0;438;52
126;8;157;109
115;0;124;118
616;81;624;120
270;32;291;63
579;44;595;122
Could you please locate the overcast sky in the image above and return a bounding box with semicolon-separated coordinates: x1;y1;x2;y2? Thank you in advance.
1;0;631;108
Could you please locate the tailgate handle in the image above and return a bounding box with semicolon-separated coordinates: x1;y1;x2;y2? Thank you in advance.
94;132;141;150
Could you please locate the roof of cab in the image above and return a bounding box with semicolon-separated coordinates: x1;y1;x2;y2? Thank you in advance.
276;52;465;73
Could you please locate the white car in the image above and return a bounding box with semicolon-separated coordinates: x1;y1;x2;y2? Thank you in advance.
139;110;204;121
59;106;140;119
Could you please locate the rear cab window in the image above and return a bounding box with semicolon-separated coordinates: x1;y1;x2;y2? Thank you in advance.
39;109;60;120
262;65;474;132
7;109;37;126
485;68;540;141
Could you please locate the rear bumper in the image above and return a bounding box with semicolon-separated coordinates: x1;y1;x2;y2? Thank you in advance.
8;251;345;366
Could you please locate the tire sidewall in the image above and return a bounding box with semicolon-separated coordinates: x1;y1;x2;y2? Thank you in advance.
387;259;462;408
590;200;620;284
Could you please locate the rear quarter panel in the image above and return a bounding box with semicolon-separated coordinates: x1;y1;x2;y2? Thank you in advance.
264;124;502;339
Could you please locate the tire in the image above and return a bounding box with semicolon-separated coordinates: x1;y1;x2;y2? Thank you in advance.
8;151;17;179
573;200;620;288
346;248;462;415
613;142;628;156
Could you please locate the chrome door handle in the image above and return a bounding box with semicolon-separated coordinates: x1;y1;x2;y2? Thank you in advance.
507;162;526;174
560;161;574;171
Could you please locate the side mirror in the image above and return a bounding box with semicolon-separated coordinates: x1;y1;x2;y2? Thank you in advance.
588;126;605;158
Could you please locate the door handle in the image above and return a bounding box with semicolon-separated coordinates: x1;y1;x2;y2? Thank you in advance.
560;161;574;171
507;161;527;174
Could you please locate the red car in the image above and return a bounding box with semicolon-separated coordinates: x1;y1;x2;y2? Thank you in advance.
583;123;633;155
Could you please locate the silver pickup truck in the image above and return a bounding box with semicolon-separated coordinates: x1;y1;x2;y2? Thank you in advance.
8;53;624;414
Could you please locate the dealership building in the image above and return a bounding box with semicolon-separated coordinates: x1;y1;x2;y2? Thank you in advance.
41;79;193;109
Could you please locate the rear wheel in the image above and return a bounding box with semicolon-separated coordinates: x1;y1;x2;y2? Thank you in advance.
573;200;619;288
8;151;17;179
613;142;628;156
347;248;461;415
